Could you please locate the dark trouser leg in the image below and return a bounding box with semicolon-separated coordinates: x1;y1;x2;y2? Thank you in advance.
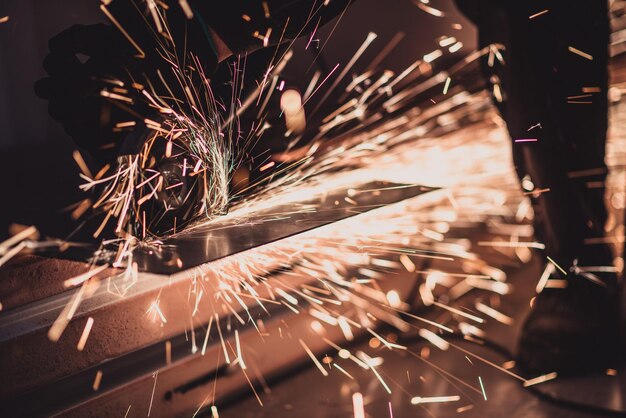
457;0;611;271
505;1;610;270
457;0;618;374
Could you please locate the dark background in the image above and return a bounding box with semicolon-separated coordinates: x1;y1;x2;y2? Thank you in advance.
0;0;475;239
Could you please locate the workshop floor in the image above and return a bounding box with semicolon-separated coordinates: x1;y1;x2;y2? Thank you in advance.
221;256;626;418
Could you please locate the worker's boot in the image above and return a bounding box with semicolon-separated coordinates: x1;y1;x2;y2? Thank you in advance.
517;261;620;375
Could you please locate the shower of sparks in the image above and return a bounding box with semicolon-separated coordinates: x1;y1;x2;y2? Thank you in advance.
7;1;626;416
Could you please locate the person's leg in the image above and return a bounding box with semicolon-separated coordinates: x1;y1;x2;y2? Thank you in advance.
505;0;610;270
509;0;618;374
456;0;619;373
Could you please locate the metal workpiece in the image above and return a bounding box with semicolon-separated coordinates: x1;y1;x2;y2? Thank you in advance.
0;181;429;416
131;181;434;274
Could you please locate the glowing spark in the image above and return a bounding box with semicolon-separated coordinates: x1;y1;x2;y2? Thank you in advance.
201;317;214;355
439;36;457;47
301;63;341;107
457;405;474;413
568;46;593;60
0;16;9;23
77;317;95;351
478;376;487;400
0;225;37;253
148;371;158;416
418;328;449;350
411;395;460;404
72;150;93;178
338;316;355;341
0;241;26;268
49;281;94;342
306;17;321;50
235;330;246;370
71;198;92;220
449;41;463;53
514;138;537;143
477;241;545;249
399;254;416;272
529;9;549;19
475;302;513;325
165;340;172;365
277;288;299;305
523;187;550;197
64;264;109;287
449;342;526;382
493;83;503;102
502;360;516;370
259;161;275;172
261;1;270;17
431;301;484;323
333;363;355;379
92;370;103;391
309;32;378;115
100;89;133;103
358;352;391;393
424;49;443;63
546;256;568;276
523;372;558;387
386;290;402;308
367;327;406;350
353;392;365;418
397;310;454;333
299;339;329;376
414;1;445;17
263;27;272;47
443;77;451;94
147;299;167;324
178;0;194;18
